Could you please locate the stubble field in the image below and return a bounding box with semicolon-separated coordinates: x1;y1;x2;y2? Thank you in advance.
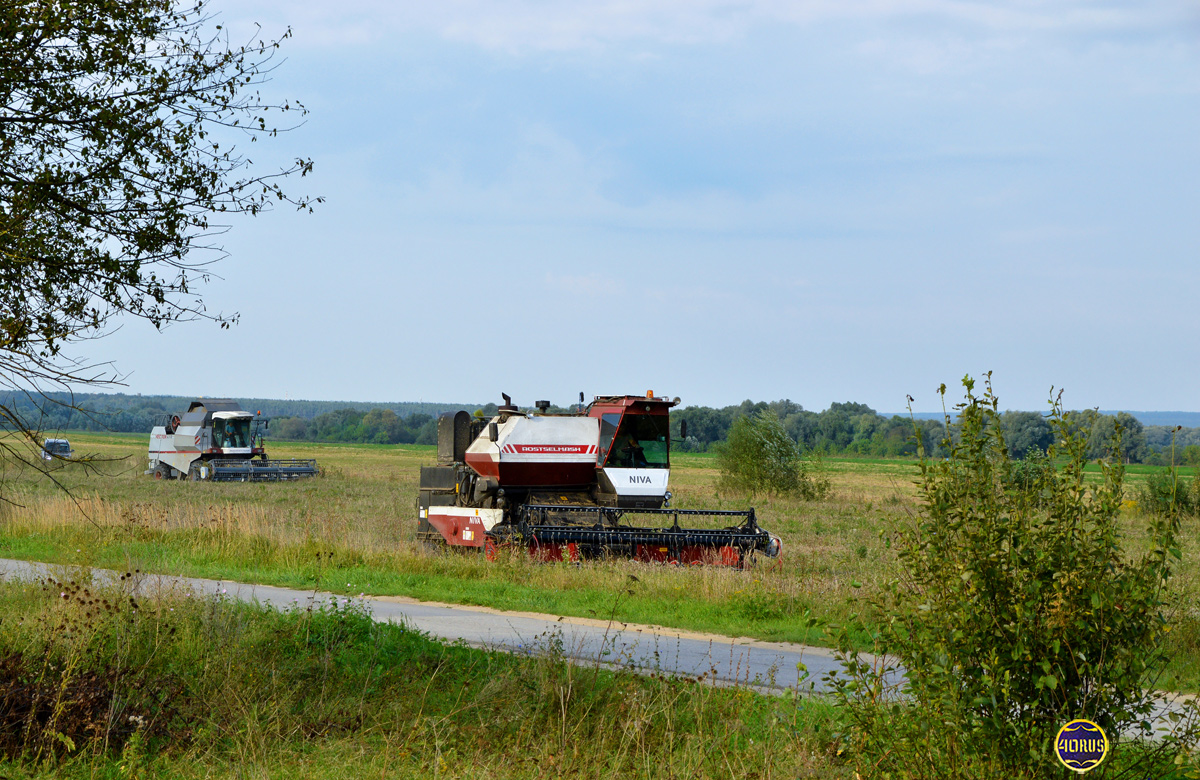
2;432;1198;778
2;432;1196;687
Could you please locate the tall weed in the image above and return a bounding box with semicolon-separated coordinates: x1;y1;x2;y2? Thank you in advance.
830;375;1200;779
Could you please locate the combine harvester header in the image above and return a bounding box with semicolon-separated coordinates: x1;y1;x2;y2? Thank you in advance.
419;392;780;566
147;399;318;482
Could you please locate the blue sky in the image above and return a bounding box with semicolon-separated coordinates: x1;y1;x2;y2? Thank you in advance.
83;0;1199;412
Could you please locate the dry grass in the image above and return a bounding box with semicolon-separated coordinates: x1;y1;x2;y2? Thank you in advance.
1;432;1197;667
0;574;850;779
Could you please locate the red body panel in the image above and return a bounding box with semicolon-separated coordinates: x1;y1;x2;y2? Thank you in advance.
528;542;580;562
463;453;595;487
426;512;488;548
634;544;741;566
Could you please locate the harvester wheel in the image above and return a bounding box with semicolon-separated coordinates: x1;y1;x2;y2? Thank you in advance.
154;468;164;480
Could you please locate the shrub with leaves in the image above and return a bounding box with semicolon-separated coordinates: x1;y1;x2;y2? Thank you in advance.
1139;467;1200;519
830;374;1198;779
716;409;830;499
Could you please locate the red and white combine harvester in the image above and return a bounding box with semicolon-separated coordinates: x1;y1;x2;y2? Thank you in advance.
418;393;781;566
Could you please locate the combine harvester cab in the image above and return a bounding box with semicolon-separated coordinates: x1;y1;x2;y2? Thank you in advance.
418;393;780;566
147;399;318;482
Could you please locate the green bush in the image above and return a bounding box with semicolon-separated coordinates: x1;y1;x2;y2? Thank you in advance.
1139;467;1200;518
1002;445;1056;496
830;375;1199;779
716;409;830;499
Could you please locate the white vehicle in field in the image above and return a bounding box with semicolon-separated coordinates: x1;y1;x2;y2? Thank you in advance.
41;438;74;461
146;398;317;482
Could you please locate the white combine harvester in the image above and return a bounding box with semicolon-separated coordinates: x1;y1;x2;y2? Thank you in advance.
146;399;317;482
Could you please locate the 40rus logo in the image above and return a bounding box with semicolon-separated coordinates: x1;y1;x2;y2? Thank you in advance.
1055;719;1109;773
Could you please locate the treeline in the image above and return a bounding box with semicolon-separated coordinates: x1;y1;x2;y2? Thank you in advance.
4;394;178;435
9;392;1200;464
268;403;512;445
3;393;473;435
271;409;437;445
673;401;945;458
276;400;1179;464
673;401;1189;464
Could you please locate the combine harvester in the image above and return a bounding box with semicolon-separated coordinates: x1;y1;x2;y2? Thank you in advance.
418;393;780;566
147;399;318;482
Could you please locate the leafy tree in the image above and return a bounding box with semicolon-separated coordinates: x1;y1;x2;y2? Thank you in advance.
672;405;734;448
831;375;1196;778
768;398;803;419
782;408;819;450
734;399;769;419
1000;410;1052;458
311;409;364;441
270;416;309;441
1115;411;1148;463
1065;410;1149;464
817;407;853;450
1;0;315;471
716;409;829;499
829;401;876;417
414;416;438;445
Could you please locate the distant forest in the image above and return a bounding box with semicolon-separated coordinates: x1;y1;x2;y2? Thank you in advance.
9;392;1200;465
5;393;468;442
674;401;1200;466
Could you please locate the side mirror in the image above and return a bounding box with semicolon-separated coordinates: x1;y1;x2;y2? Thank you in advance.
488;422;499;442
680;420;688;440
265;419;270;431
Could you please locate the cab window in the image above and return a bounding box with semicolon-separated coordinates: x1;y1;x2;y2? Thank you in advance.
213;418;251;448
597;413;621;465
603;414;669;469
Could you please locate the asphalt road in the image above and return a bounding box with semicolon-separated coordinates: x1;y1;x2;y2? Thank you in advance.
0;557;838;694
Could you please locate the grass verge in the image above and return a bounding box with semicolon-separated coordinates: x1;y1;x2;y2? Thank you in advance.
0;575;846;779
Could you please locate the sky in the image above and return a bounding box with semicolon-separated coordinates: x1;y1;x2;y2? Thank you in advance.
78;0;1200;413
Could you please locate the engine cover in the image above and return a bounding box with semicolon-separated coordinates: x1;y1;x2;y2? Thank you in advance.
463;415;600;488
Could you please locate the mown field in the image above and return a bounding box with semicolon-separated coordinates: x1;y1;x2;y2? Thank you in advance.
2;432;1196;689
